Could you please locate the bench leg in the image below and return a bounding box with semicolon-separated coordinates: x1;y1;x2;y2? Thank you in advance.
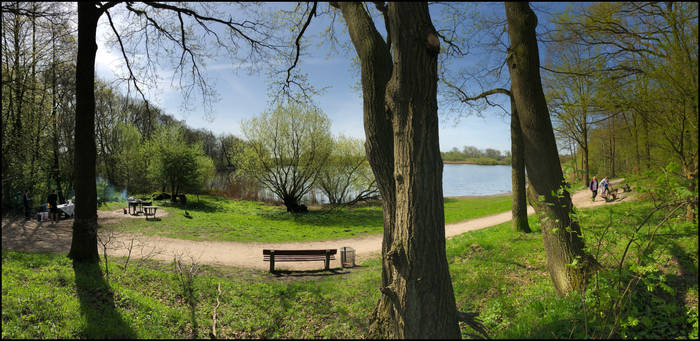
269;255;275;273
325;253;330;271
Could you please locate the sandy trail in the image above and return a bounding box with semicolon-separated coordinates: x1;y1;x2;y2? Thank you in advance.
2;179;633;271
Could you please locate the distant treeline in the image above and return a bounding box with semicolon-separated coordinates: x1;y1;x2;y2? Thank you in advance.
441;146;511;165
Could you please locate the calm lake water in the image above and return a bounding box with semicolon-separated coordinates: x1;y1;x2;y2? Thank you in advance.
217;163;513;204
442;164;512;197
302;163;512;203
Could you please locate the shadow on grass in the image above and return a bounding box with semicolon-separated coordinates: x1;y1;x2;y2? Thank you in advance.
73;261;136;339
270;267;350;278
158;199;222;213
666;241;698;338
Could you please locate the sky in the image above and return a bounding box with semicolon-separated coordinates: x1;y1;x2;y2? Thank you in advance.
93;2;567;154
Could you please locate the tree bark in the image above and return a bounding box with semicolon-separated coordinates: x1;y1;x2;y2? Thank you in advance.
582;125;590;187
51;27;64;204
337;2;460;338
505;2;599;296
510;96;531;233
609;117;616;177
641;111;651;170
68;2;100;263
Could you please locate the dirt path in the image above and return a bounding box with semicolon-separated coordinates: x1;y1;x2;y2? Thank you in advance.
2;179;633;271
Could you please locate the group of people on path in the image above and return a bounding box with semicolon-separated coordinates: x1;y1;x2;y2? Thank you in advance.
589;176;611;202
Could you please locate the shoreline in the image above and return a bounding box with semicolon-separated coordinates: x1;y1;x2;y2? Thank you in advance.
443;160;510;165
444;192;511;199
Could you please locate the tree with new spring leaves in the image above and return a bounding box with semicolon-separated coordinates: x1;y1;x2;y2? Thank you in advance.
317;135;378;205
239;100;332;213
148;125;215;201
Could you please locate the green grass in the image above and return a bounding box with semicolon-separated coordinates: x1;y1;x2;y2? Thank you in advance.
4;195;696;339
444;194;512;223
99;194;512;243
1;250;381;338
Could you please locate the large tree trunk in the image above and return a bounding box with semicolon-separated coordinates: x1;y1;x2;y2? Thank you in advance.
583;145;589;187
337;2;460;338
641;112;651;170
609;118;616;177
51;28;64;204
505;2;599;296
282;195;307;213
582;124;590;186
511;96;530;233
68;2;100;263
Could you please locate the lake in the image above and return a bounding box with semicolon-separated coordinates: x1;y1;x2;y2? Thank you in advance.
442;164;512;197
302;163;512;204
215;164;513;204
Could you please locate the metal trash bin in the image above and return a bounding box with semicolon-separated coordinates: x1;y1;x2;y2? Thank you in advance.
340;246;355;268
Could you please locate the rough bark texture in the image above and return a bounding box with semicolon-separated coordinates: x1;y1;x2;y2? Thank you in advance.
337;2;460;338
505;2;599;296
68;2;99;263
510;96;531;233
51;29;64;204
582;125;589;187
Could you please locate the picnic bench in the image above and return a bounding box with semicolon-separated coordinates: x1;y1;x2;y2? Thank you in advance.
128;199;152;215
143;206;158;220
263;249;337;273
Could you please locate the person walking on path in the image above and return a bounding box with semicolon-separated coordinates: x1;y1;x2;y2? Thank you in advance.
600;176;610;199
23;190;32;219
47;190;59;224
589;176;599;202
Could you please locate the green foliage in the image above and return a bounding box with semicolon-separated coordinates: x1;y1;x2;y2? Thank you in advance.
148;125;216;197
550;2;698;184
441;145;510;165
239;100;332;208
317;135;377;204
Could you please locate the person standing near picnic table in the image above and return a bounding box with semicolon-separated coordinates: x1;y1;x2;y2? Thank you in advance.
589;176;598;202
23;190;32;219
47;190;59;223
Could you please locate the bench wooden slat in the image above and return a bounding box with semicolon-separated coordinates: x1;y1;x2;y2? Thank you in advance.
263;249;337;256
263;256;335;261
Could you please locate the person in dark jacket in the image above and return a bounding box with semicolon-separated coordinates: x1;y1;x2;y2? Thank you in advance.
589;176;598;202
23;190;32;219
47;190;59;223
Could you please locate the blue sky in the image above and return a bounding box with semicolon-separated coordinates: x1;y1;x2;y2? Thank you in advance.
94;2;567;154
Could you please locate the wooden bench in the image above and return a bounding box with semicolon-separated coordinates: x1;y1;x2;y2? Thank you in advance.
263;249;337;273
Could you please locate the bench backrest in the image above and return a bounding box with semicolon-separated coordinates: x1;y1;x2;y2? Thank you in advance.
263;249;337;256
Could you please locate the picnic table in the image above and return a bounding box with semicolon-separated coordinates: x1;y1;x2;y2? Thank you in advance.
56;203;75;218
143;206;159;220
128;199;152;215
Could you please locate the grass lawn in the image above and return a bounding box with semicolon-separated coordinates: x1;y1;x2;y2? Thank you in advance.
99;194;513;242
3;199;696;338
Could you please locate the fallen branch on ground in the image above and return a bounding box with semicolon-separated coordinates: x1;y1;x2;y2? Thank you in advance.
211;283;221;338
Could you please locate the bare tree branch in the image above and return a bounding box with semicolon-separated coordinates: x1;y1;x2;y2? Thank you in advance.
104;9;151;114
285;2;318;88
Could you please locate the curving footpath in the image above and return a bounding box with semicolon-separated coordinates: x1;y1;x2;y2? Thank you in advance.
2;179;631;271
